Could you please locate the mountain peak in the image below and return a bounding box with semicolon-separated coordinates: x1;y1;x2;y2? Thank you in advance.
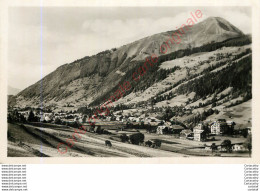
205;16;226;21
201;16;244;35
10;16;248;108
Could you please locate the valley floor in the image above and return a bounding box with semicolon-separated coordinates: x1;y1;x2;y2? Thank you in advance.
7;123;249;158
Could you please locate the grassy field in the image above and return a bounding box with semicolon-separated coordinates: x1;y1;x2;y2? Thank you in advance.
7;122;249;157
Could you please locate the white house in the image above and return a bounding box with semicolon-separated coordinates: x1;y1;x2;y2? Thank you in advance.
116;116;122;121
157;125;167;134
232;143;247;151
210;119;228;135
193;129;206;142
44;116;51;122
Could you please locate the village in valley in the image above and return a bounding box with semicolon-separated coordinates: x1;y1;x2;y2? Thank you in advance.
7;9;252;158
7;103;252;157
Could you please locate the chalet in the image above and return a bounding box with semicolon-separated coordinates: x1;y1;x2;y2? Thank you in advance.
121;117;128;122
226;121;235;134
44;116;52;122
106;116;112;121
204;145;212;151
232;143;247;151
157;125;167;134
217;145;227;152
116;116;123;121
180;129;193;139
20;111;30;119
145;117;160;126
137;117;144;122
43;112;53;118
193;123;208;141
247;127;252;135
79;116;87;123
226;121;236;128
128;117;136;122
170;125;185;134
193;129;206;142
132;117;141;122
210;119;235;135
144;117;150;124
164;121;171;127
194;123;205;130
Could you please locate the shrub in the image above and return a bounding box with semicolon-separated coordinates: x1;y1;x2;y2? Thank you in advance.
54;118;62;124
211;102;217;107
65;121;80;128
153;140;161;148
102;129;111;135
129;133;145;145
120;133;129;142
87;126;94;132
28;111;36;122
221;139;232;153
94;126;102;134
214;110;219;114
145;140;153;147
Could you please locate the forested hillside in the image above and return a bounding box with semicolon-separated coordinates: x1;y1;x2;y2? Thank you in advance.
9;17;252;128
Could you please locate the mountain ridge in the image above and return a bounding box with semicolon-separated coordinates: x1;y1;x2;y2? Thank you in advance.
8;86;21;96
9;17;249;110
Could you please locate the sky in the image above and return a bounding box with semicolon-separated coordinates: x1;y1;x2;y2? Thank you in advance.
8;7;251;90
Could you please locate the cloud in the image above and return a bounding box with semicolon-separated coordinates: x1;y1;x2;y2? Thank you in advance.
81;11;193;46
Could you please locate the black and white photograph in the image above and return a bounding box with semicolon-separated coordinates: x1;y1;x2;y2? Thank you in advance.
6;6;253;158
